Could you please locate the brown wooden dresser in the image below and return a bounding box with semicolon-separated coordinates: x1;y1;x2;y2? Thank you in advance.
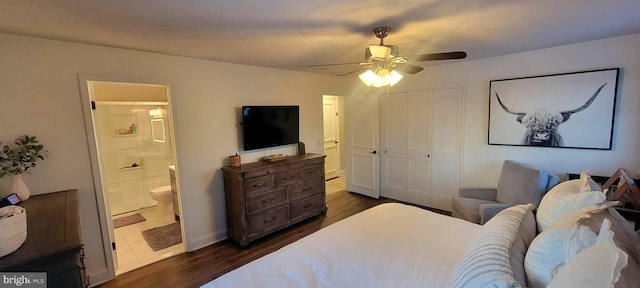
222;153;327;246
0;189;87;288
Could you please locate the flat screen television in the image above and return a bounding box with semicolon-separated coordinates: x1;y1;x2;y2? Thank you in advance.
242;105;299;151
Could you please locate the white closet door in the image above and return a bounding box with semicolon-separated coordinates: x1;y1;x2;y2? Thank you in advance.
380;93;407;200
406;91;433;207
378;88;462;211
430;88;463;211
346;92;379;198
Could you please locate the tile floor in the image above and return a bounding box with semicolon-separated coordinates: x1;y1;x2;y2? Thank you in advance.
112;206;185;275
326;175;345;195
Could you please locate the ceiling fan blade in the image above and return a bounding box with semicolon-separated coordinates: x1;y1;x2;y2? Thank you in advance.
409;51;467;62
307;62;361;68
395;64;424;75
338;67;368;76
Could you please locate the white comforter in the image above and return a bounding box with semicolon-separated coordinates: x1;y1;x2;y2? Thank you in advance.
204;203;481;288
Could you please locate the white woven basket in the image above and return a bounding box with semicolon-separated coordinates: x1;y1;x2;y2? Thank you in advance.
0;205;27;257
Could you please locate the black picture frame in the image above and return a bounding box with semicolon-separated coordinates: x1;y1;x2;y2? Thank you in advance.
488;68;619;149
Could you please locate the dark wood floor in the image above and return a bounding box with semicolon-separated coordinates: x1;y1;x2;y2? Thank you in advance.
98;191;448;288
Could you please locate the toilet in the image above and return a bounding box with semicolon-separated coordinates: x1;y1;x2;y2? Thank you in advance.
150;185;173;217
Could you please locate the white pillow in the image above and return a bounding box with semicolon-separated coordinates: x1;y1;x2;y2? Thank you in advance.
547;179;581;195
453;204;535;288
537;188;606;232
580;170;601;192
524;203;617;288
547;218;628;288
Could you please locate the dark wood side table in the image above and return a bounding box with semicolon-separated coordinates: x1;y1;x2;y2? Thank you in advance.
0;189;87;287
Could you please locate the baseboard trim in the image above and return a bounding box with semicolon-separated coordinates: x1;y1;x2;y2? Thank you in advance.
189;228;228;252
87;268;111;287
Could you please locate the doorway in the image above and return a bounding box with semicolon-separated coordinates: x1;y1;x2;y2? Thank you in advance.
323;95;345;194
79;77;185;278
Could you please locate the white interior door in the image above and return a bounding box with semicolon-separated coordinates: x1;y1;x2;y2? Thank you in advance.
430;88;463;211
406;91;433;207
323;96;341;180
379;91;433;206
380;93;407;200
346;92;379;198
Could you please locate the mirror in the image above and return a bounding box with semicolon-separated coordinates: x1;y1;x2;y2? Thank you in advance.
151;119;165;143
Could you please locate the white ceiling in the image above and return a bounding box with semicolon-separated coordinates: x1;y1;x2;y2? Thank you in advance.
2;0;640;76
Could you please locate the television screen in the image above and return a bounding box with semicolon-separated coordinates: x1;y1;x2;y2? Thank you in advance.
242;106;299;151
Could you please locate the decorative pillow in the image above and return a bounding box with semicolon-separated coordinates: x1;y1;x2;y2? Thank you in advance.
578;207;640;288
453;204;535;288
547;179;581;195
536;187;606;232
524;204;616;288
547;218;628;288
580;170;602;192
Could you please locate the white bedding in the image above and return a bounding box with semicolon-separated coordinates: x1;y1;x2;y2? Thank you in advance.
204;203;481;288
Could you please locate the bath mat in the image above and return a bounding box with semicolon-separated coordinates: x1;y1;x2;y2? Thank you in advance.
113;213;146;229
141;222;182;251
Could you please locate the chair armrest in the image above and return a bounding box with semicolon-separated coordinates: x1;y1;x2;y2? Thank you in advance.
479;203;512;224
458;188;498;201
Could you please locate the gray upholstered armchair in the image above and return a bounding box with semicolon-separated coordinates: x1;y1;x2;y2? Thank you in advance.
452;160;559;224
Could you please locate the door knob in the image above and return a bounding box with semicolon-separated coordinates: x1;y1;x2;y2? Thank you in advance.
335;141;339;144
370;150;377;154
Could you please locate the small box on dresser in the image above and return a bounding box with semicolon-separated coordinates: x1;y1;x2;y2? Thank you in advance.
221;153;327;246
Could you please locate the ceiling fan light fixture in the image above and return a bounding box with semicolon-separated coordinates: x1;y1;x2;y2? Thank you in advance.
359;69;403;87
386;70;403;86
368;45;392;59
358;70;377;86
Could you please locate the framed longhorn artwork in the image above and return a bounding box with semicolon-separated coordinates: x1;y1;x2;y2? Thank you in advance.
488;68;619;150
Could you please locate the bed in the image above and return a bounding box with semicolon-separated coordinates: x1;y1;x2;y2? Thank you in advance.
204;203;480;288
204;174;640;288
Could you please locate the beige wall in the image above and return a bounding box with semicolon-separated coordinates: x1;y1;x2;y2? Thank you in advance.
0;33;353;285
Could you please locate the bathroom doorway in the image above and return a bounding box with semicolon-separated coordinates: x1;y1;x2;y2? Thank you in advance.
323;95;345;194
79;77;185;278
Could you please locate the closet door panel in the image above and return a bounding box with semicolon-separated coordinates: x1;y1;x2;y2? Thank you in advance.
406;91;432;206
430;88;463;211
379;94;407;200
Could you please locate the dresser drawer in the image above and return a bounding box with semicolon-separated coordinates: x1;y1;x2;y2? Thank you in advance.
276;169;301;187
290;178;324;200
289;158;323;169
302;164;323;180
244;164;288;179
247;206;289;238
245;188;288;214
290;194;325;221
245;174;275;195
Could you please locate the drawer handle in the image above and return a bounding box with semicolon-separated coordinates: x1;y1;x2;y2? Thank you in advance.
263;216;276;223
253;183;265;187
302;187;313;191
303;203;314;208
283;175;295;180
306;170;316;174
262;197;275;203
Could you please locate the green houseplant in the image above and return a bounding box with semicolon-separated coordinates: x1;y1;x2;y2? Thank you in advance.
0;135;48;200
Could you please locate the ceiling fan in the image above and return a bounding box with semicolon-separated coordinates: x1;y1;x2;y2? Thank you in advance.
308;26;467;87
